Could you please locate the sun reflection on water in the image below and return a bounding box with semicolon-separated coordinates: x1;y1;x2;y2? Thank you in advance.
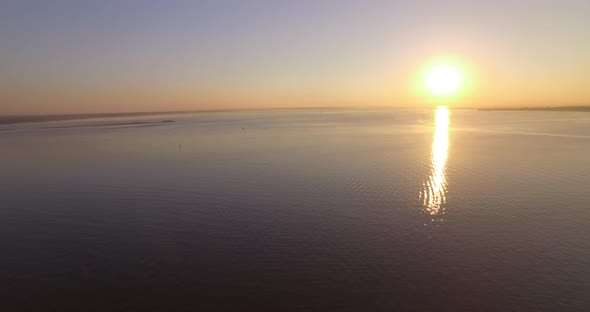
420;106;449;218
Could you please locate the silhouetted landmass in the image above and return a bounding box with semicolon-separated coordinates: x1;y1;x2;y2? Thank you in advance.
42;120;174;129
0;112;184;125
0;107;352;125
480;106;590;112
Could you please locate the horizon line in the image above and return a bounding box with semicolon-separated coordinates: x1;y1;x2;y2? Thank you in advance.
2;104;590;125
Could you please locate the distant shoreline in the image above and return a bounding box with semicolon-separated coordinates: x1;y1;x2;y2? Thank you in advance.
0;107;351;125
3;106;590;125
0;111;209;125
479;106;590;112
41;120;175;129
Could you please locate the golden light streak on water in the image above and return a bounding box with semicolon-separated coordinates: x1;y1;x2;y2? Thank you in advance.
420;106;449;218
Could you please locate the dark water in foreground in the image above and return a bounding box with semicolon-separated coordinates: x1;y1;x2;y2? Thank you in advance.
2;109;590;311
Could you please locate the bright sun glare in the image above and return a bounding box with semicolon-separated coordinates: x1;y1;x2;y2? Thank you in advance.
425;64;462;96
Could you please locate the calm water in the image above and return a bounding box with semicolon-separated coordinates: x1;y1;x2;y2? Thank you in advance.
2;108;590;311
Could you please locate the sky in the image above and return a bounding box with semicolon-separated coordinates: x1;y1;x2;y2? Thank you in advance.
1;0;590;115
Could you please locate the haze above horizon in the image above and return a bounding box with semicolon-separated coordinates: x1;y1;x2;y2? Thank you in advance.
2;0;590;115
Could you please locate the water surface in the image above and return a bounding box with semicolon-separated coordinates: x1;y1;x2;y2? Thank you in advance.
2;108;590;311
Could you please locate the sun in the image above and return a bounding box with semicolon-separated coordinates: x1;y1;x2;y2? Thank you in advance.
425;64;462;96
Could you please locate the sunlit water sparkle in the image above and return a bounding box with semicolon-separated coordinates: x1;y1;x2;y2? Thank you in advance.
420;106;449;218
